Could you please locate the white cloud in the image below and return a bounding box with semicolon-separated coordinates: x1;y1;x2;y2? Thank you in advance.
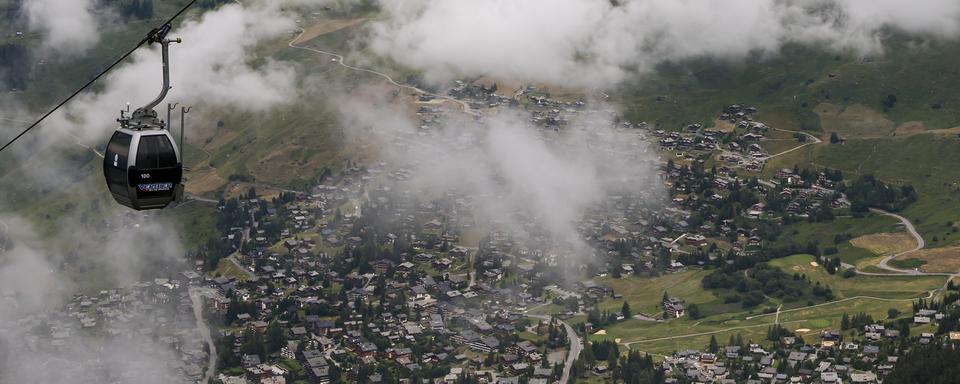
45;1;299;145
0;213;189;383
337;93;663;261
24;0;101;54
369;0;960;86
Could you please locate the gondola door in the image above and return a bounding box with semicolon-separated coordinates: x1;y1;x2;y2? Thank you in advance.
128;132;181;209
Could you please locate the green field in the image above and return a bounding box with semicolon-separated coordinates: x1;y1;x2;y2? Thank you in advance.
215;257;251;281
595;270;715;316
587;254;944;355
755;133;960;248
766;254;943;299
889;258;928;270
814;134;960;246
615;33;960;254
772;215;900;265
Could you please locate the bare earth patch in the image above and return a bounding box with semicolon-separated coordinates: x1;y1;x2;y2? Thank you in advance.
711;118;736;132
924;126;960;136
893;121;926;136
291;18;367;45
815;103;894;139
474;76;525;99
185;168;227;196
901;245;960;273
223;182;285;201
850;232;917;255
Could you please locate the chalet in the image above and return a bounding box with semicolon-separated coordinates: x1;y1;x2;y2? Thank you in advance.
667;261;685;273
372;259;394;274
432;258;454;270
449;247;470;258
580;281;612;297
663;297;685;318
397;262;415;273
470;336;500;353
685;234;708;247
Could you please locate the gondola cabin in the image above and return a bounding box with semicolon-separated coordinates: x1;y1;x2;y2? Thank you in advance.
103;128;182;210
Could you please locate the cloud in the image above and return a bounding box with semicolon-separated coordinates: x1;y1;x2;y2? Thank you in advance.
0;212;192;384
337;91;663;262
23;0;101;54
369;0;960;87
41;1;299;145
0;1;308;382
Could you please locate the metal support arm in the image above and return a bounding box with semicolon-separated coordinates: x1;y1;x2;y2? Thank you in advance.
132;24;181;120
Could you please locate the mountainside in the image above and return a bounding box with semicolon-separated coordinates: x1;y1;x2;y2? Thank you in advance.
5;1;960;279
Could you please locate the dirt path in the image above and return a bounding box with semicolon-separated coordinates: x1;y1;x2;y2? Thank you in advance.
760;128;822;161
621;289;940;347
744;290;936;321
623;319;808;346
287;29;480;117
291;18;367;45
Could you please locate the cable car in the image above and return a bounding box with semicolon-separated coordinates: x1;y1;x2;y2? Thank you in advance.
104;128;182;210
103;25;184;210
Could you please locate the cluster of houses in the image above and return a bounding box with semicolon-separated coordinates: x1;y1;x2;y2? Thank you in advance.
0;274;211;383
652;105;777;173
200;168;591;383
660;327;909;383
773;168;850;215
446;81;515;110
197;86;932;383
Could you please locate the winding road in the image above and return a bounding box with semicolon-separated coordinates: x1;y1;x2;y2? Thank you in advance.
842;208;957;277
869;208;926;274
526;314;582;384
624;209;955;348
189;287;218;384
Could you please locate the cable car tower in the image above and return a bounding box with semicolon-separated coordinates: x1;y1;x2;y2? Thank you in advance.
103;24;184;210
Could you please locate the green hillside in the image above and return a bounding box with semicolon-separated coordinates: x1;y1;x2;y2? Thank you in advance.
614;36;960;249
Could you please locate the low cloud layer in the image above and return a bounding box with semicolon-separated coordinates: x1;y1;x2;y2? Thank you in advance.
52;1;299;145
369;0;960;86
338;93;663;262
0;213;189;383
24;0;101;54
0;2;301;381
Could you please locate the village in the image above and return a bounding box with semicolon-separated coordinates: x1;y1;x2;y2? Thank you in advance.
2;80;956;384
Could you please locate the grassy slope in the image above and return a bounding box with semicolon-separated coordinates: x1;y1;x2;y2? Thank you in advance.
772;215;900;265
617;35;960;249
617;36;960;132
589;254;942;355
815;134;960;246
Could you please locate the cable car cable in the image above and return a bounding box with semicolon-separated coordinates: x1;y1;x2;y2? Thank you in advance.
0;0;199;154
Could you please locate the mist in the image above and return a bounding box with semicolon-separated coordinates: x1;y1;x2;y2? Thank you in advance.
369;0;960;87
53;1;300;146
0;1;310;382
0;213;192;383
23;0;102;54
337;89;664;265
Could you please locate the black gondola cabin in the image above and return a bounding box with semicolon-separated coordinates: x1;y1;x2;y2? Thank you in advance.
103;128;182;210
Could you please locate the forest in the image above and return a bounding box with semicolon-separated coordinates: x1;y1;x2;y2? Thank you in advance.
702;263;834;308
